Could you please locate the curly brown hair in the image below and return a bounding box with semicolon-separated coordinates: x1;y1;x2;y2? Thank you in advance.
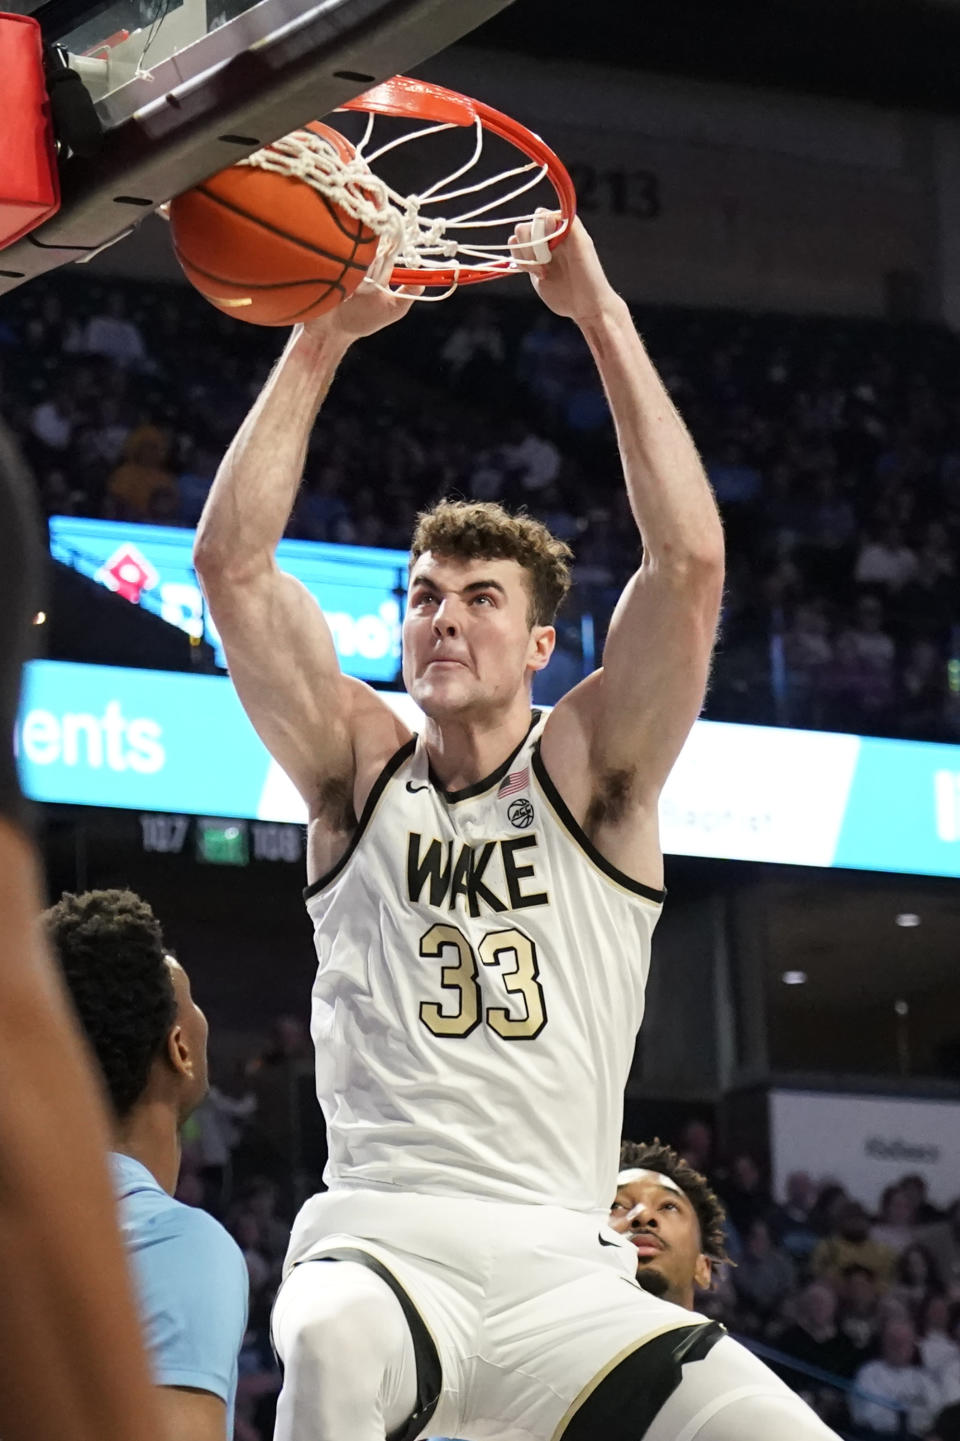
410;499;572;627
619;1138;730;1271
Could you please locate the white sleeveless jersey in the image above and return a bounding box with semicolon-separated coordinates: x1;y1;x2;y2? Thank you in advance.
305;711;664;1213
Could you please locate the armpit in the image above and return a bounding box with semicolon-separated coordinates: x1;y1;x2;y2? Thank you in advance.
584;766;637;837
313;774;357;834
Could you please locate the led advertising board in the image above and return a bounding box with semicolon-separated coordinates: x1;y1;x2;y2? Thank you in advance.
18;660;960;879
49;516;407;684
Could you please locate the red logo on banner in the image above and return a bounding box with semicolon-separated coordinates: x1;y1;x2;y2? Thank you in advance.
96;544;159;604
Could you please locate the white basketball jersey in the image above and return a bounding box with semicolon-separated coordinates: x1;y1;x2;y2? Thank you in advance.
305;711;663;1213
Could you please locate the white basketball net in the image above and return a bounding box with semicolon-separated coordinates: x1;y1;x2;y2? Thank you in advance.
238;111;568;300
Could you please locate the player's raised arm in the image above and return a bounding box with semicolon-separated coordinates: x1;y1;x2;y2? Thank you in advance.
525;218;724;840
193;278;418;805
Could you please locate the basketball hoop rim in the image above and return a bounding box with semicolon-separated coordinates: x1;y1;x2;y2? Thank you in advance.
338;76;577;288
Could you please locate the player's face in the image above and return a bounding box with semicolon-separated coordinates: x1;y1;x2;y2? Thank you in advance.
609;1177;712;1308
402;553;554;719
165;957;210;1117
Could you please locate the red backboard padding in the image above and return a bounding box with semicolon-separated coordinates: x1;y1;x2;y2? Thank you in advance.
0;12;59;249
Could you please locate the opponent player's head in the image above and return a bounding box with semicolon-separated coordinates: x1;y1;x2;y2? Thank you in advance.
403;500;572;720
611;1139;729;1309
43;888;209;1130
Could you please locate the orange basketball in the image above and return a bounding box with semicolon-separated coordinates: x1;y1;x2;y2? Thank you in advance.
169;121;380;326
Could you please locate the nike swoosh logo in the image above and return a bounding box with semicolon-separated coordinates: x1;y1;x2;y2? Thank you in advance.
406;781;430;794
598;1232;623;1248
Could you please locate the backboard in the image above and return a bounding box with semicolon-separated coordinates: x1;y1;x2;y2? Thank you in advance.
0;0;515;294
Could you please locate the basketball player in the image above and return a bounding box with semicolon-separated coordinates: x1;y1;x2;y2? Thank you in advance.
195;216;840;1439
610;1140;730;1307
0;423;161;1441
44;888;250;1441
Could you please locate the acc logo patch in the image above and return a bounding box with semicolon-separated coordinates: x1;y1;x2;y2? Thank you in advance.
507;797;535;829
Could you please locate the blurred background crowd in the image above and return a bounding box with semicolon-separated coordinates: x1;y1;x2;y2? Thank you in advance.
2;275;959;741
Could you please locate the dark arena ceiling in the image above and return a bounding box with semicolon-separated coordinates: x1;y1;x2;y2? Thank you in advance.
473;0;960;114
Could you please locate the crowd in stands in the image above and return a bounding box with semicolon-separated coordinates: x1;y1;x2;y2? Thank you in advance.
677;1120;960;1441
1;274;960;738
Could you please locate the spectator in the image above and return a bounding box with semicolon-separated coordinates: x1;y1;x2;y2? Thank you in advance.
500;419;562;498
919;1200;960;1300
811;1202;897;1289
29;390;74;454
235;1177;290;1266
919;523;957;586
893;1244;943;1318
777;1280;859;1380
467;445;508;502
838;1264;884;1363
78;290;149;368
720;1152;774;1237
902;1175;943;1226
184;1080;257;1214
75;395;130;474
846;593;896;670
850;1317;942;1438
939;1317;960;1414
517;313;580;417
231;1210;273;1295
901;640;948;737
107;423;177;520
678;1118;714;1174
898;553;956;646
872;1185;921;1256
772;1171;824;1271
783;603;833;727
854;523;919;590
917;1295;960;1390
732;1218;796;1330
240;1015;313;1210
809;1184;850;1238
826;609;895;731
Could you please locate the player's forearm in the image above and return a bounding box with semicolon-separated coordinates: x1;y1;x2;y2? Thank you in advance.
579;298;723;570
194;326;349;582
0;828;161;1441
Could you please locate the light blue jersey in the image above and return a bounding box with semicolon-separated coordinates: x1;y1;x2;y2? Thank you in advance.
111;1153;248;1437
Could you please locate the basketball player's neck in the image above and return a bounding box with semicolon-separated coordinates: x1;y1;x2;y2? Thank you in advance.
422;699;534;792
113;1096;183;1197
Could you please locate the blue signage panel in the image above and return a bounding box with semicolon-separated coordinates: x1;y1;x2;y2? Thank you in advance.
17;660;960;879
49;516;407;683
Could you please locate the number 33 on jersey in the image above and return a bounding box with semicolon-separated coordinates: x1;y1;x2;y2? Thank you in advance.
304;712;664;1211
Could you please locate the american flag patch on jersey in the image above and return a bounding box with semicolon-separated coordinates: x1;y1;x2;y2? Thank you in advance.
498;766;529;798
